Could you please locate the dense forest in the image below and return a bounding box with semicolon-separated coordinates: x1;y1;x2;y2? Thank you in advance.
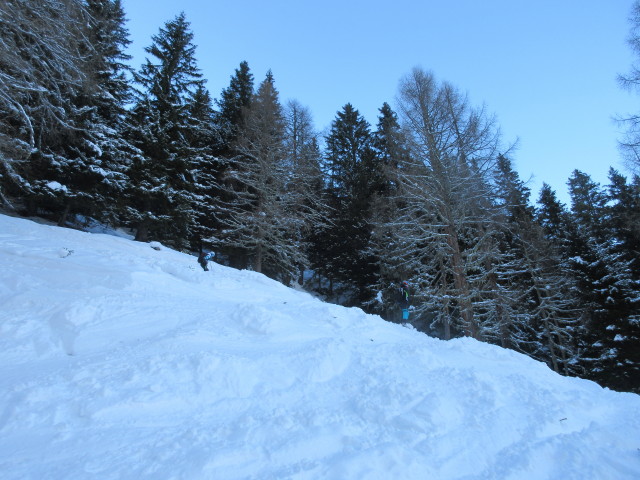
1;0;638;393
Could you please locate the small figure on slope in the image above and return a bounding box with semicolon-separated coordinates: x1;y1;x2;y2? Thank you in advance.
198;251;215;271
395;280;411;322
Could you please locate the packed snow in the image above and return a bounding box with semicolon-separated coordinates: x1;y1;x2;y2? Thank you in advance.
0;214;639;480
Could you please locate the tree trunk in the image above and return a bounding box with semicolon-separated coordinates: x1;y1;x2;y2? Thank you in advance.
445;223;477;338
135;219;149;242
438;257;452;340
57;203;71;227
442;300;452;340
253;243;263;273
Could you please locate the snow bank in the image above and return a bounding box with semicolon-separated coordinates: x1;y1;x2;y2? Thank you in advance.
0;214;638;479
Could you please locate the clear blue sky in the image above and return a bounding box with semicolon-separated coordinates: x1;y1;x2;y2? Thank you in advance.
122;0;636;205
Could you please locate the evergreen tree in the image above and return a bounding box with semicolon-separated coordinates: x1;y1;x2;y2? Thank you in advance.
221;72;306;282
73;0;136;226
493;155;578;374
602;169;640;391
207;61;255;266
606;169;640;279
372;102;409;171
536;183;573;247
186;85;226;253
0;0;87;216
567;170;639;392
215;60;254;154
368;103;414;320
323;104;373;197
125;12;204;248
310;104;381;306
0;0;135;226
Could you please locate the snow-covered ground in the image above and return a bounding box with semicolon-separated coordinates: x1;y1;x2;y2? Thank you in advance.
0;213;638;480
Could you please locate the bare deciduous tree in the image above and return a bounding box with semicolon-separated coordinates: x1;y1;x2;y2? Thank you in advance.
618;0;640;174
0;0;87;206
392;67;501;339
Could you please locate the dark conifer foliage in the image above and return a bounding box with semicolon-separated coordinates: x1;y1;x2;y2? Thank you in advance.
185;85;226;253
566;170;640;392
215;61;254;154
76;0;137;226
310;104;381;306
85;0;133;119
205;61;256;267
1;2;638;394
536;183;573;247
606;169;640;279
368;103;413;320
0;0;88;217
493;156;578;374
125;12;204;248
215;72;325;284
604;170;640;390
221;71;288;274
0;0;135;226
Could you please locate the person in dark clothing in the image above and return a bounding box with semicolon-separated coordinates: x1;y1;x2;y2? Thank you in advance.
198;251;215;271
395;281;410;321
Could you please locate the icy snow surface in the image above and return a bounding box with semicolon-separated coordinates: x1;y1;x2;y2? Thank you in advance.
0;214;639;480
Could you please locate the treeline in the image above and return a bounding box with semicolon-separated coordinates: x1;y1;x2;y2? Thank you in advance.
0;1;638;393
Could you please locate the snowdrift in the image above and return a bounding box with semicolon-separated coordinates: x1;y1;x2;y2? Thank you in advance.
0;214;638;480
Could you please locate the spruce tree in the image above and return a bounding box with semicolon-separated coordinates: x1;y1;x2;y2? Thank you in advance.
603;169;640;391
221;72;306;282
606;169;640;279
323;104;373;197
310;104;381;306
126;12;204;247
75;0;136;226
0;0;90;218
0;0;135;226
536;183;573;247
493;156;578;373
186;85;226;253
208;61;255;266
368;103;413;321
215;61;254;154
567;170;639;392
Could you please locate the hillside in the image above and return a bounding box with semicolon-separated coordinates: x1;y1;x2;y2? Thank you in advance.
0;214;638;480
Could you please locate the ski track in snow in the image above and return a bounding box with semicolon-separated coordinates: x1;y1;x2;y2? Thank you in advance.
0;214;639;480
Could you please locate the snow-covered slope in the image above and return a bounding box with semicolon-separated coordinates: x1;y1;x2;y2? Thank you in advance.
0;214;638;480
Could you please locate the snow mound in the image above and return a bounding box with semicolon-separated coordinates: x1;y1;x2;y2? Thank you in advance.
0;214;638;480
